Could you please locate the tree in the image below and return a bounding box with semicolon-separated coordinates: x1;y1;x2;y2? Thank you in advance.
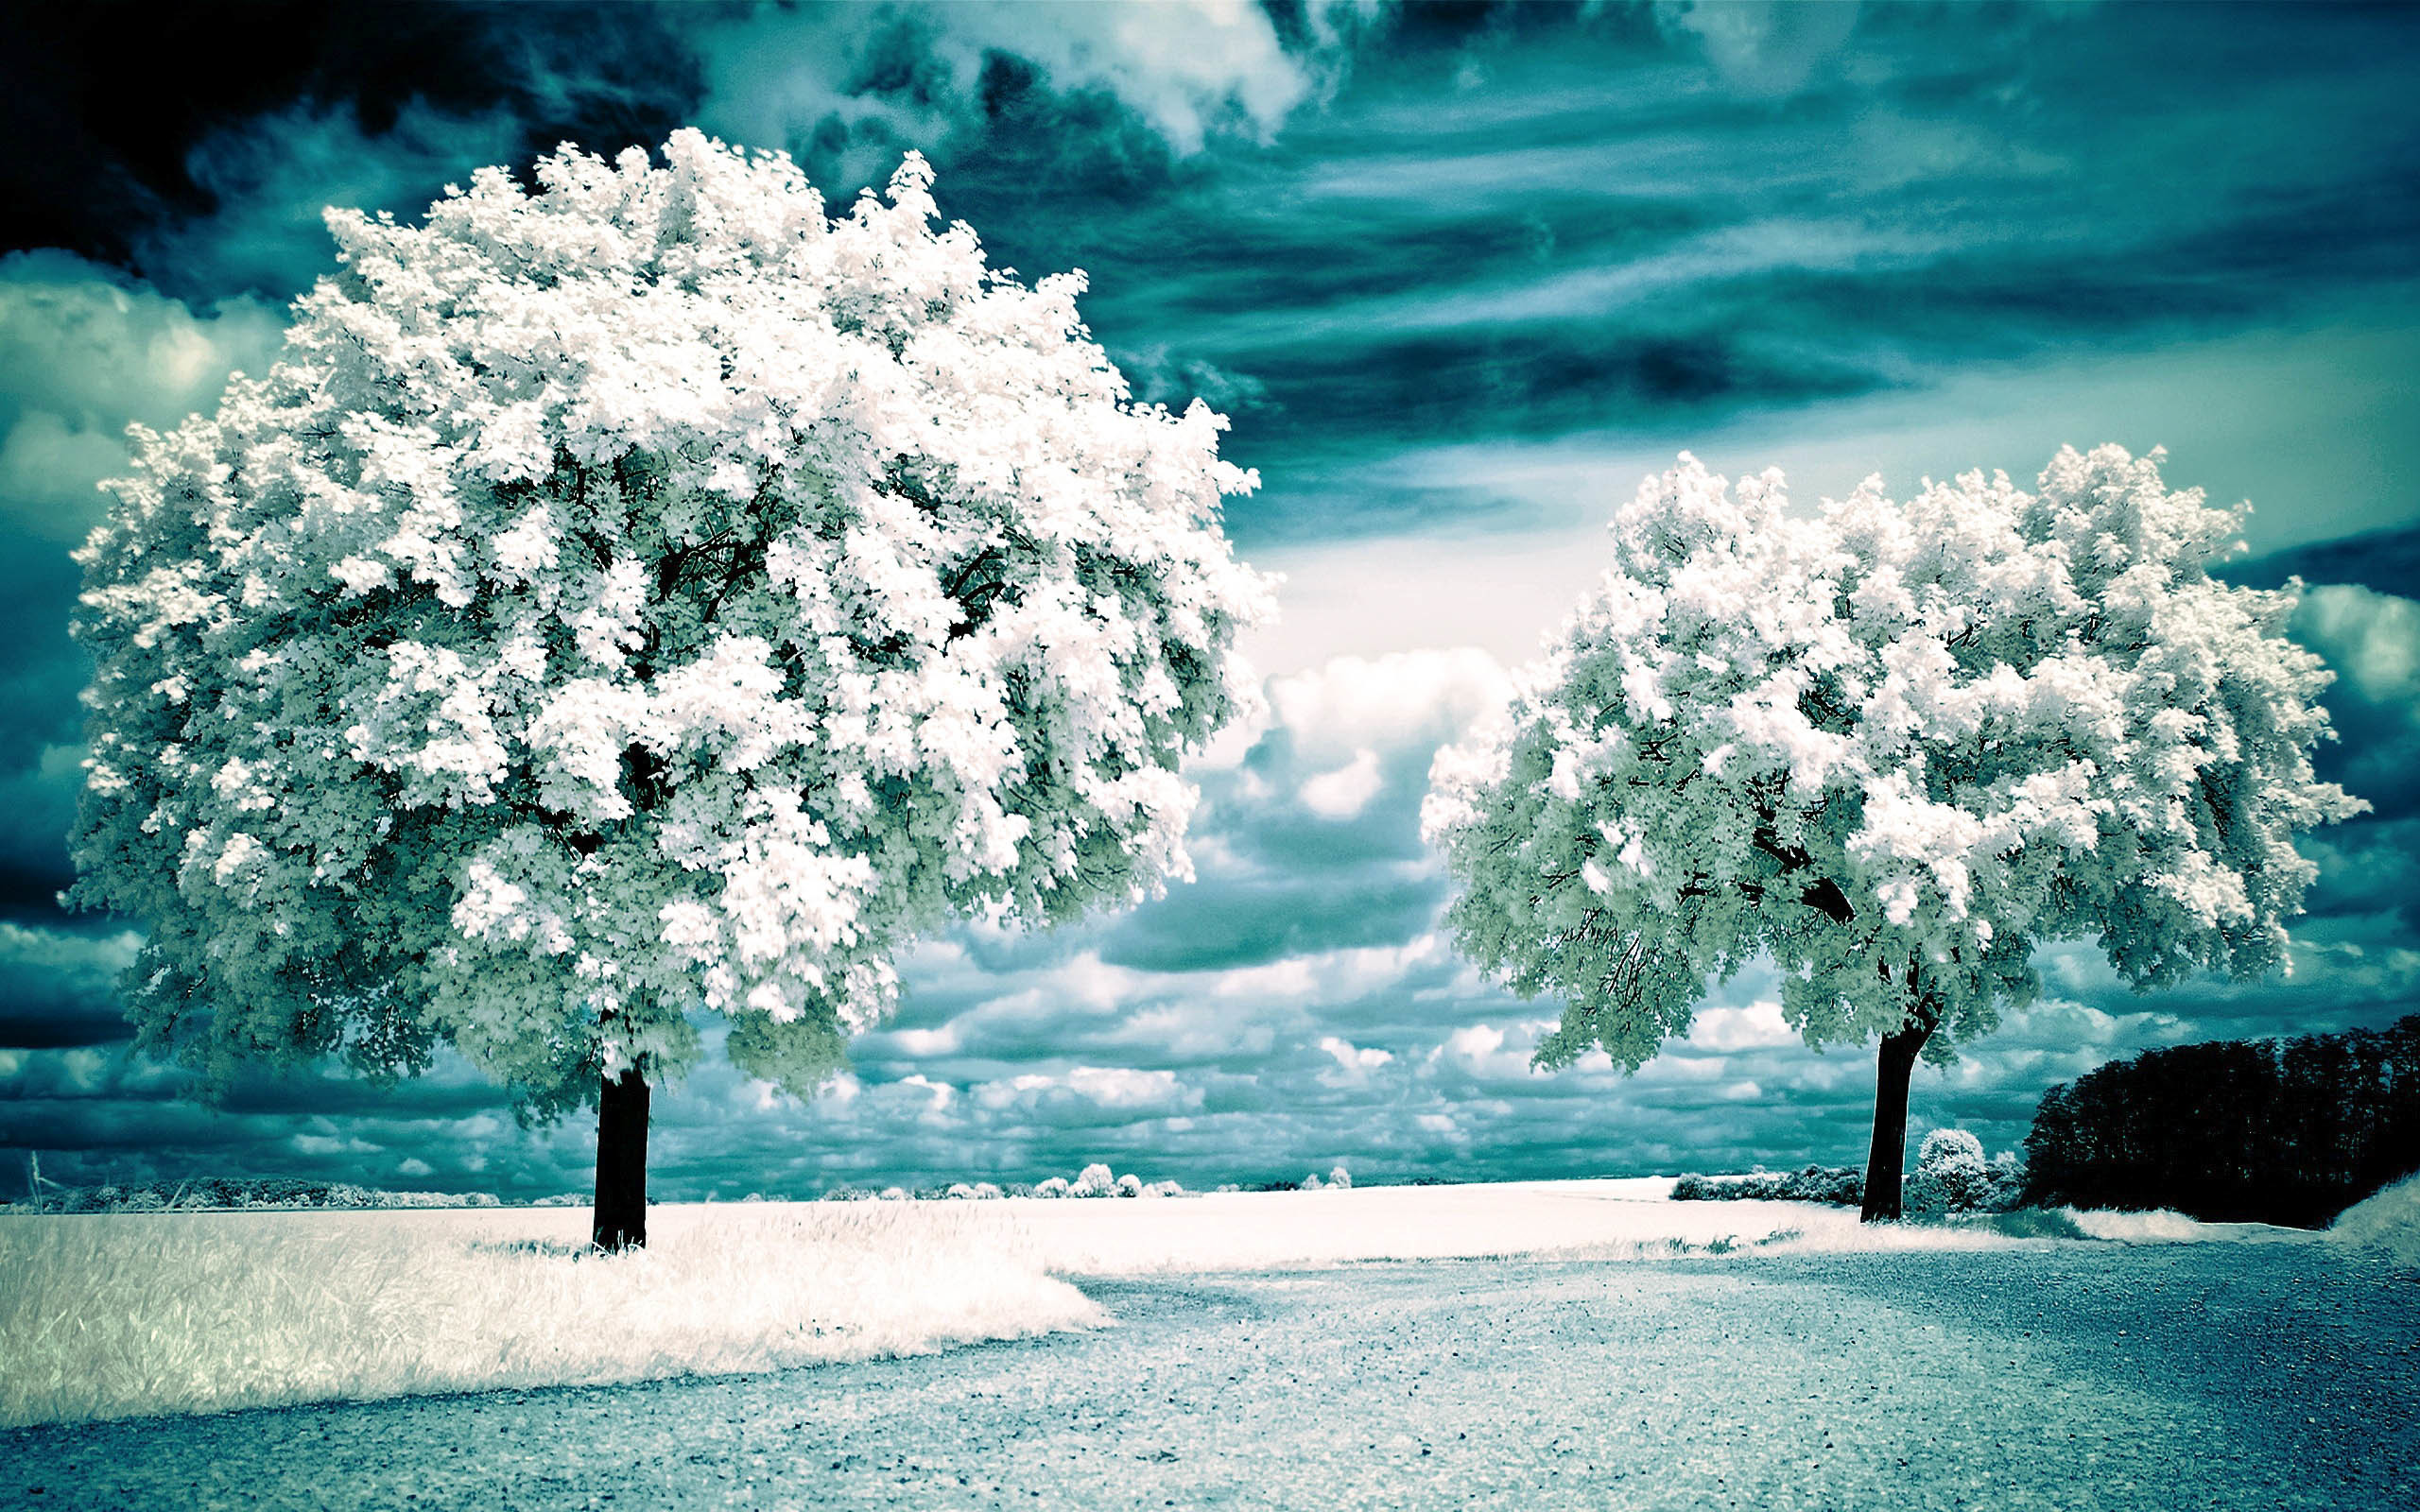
1423;447;2360;1219
70;131;1272;1249
2020;1016;2420;1225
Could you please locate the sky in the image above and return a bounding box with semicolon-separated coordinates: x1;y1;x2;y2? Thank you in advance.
2;0;2417;1201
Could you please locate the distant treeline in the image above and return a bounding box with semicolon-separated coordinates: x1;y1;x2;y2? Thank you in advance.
11;1177;500;1213
2023;1015;2420;1228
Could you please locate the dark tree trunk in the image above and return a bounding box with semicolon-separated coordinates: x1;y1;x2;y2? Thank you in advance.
1860;1022;1933;1223
592;1067;650;1252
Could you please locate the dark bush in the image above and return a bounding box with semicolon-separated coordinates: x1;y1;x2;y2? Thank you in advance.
2022;1015;2420;1228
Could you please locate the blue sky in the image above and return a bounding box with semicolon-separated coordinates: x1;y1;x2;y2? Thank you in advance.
2;1;2416;1199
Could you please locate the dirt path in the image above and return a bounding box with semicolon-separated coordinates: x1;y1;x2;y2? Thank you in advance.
8;1244;2413;1510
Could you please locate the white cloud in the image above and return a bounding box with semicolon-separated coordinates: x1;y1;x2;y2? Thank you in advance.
0;252;285;543
697;0;1372;186
0;920;141;978
1685;1000;1799;1052
1653;0;1860;98
969;1065;1202;1117
1318;1035;1393;1071
1299;747;1383;819
2298;585;2419;706
1439;1022;1518;1075
1266;647;1512;754
1065;1065;1194;1110
1314;1035;1393;1092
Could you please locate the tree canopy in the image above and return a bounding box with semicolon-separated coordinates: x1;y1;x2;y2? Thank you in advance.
70;130;1272;1117
1425;446;2361;1076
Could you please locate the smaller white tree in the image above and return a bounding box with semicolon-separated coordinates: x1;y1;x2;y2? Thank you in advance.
1426;447;2360;1219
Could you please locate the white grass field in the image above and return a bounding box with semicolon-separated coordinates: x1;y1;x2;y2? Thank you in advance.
0;1200;1095;1429
3;1175;2397;1431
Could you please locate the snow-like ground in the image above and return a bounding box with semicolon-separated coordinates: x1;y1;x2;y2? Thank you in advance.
1;1177;2406;1431
10;1238;2416;1510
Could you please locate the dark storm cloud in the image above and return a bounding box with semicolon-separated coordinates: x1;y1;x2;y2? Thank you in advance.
0;551;85;913
0;923;138;1049
2229;525;2420;606
0;1;710;300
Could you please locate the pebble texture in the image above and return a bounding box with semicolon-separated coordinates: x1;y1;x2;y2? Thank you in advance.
7;1244;2413;1510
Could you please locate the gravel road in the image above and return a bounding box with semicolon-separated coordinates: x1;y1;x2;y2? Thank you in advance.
8;1241;2413;1511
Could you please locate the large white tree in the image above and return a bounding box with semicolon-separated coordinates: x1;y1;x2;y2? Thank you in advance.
70;131;1272;1247
1424;447;2360;1218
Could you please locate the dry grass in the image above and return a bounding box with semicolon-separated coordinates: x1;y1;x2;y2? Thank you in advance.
0;1201;1098;1428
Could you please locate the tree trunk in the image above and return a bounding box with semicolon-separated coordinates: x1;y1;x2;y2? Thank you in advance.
1860;1022;1932;1223
592;1067;650;1252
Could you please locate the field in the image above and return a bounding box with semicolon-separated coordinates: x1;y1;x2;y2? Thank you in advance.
6;1177;2405;1432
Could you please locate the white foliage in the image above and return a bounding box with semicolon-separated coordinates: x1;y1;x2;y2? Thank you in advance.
1426;448;2361;1074
70;132;1271;1110
1916;1128;1985;1171
1906;1127;2004;1214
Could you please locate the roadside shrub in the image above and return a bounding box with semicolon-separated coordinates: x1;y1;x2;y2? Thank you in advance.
1968;1208;2089;1241
1903;1130;2014;1215
1670;1165;1864;1206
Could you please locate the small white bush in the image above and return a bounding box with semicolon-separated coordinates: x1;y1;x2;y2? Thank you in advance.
877;1187;909;1202
971;1182;1004;1201
1071;1164;1116;1198
1031;1177;1070;1199
1115;1174;1143;1197
1328;1166;1353;1191
1907;1128;2007;1214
